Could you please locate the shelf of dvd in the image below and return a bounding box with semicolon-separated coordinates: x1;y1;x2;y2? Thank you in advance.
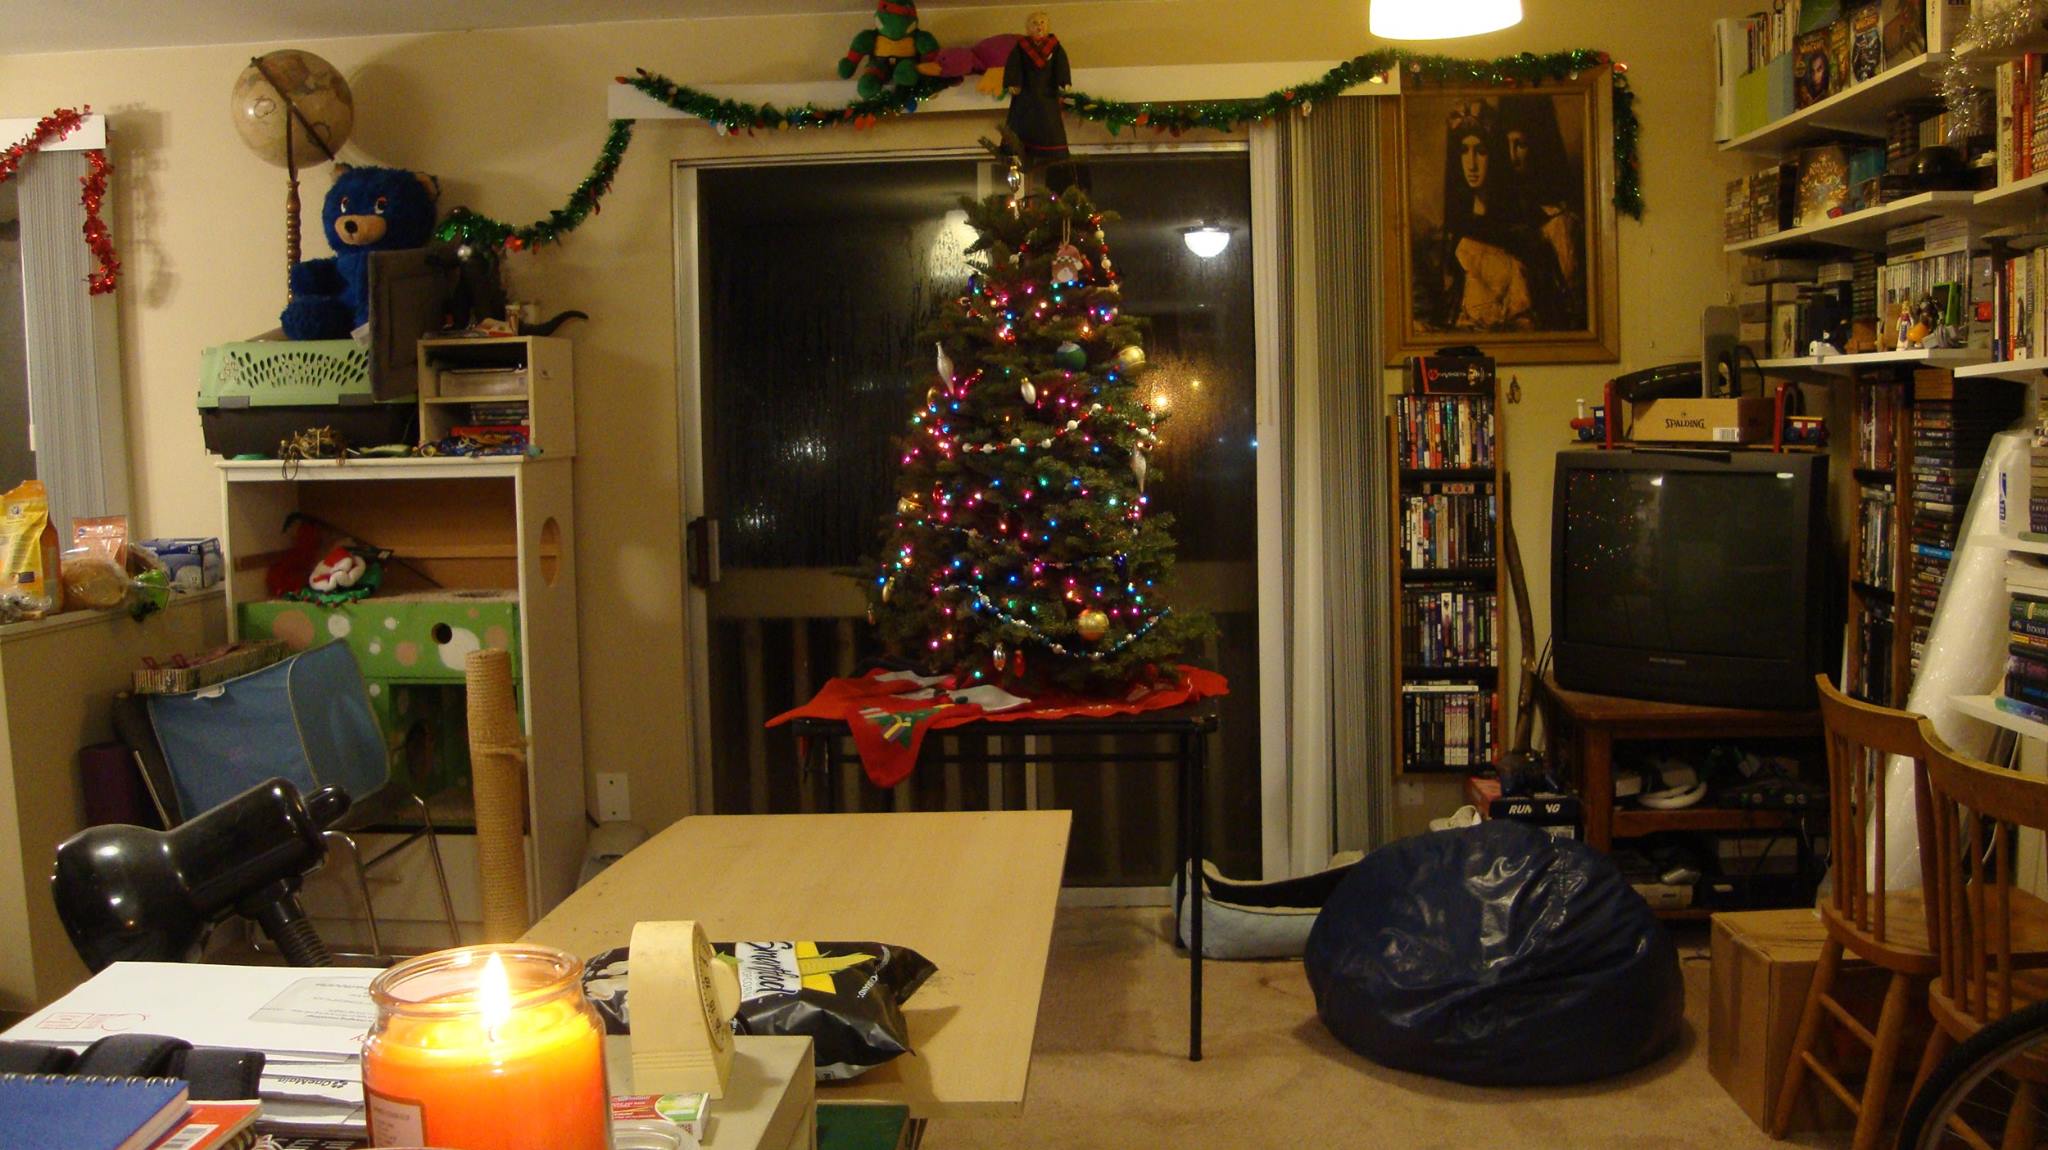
1848;375;1905;703
1390;356;1506;776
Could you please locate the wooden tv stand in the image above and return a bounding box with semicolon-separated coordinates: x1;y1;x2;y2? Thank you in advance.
1533;673;1822;857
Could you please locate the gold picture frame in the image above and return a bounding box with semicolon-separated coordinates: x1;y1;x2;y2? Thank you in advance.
1383;67;1619;364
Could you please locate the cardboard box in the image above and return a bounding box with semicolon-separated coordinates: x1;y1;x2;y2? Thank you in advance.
1708;909;1930;1133
1629;396;1777;444
1461;774;1581;839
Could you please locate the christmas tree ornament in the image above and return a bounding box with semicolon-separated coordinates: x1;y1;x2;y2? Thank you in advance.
927;386;942;407
868;605;878;625
935;341;955;384
1130;447;1148;492
881;578;894;604
1076;608;1110;642
1051;244;1086;285
1116;345;1146;370
1053;341;1087;370
1020;378;1038;404
993;644;1008;671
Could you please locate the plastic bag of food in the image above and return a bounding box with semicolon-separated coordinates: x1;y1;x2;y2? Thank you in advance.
71;514;127;564
584;940;938;1081
60;548;129;610
0;480;60;616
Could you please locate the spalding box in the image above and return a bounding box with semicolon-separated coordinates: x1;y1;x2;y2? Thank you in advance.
1630;396;1775;444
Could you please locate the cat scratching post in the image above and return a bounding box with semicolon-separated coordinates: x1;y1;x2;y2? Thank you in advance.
466;648;529;940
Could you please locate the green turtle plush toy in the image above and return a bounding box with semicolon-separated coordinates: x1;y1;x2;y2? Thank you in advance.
838;0;940;99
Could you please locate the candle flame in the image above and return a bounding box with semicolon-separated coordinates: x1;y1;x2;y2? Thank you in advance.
479;951;513;1037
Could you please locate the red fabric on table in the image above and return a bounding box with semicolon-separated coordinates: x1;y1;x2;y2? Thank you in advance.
768;665;1229;787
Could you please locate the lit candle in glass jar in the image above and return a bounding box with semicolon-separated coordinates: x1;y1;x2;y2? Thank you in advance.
362;944;611;1150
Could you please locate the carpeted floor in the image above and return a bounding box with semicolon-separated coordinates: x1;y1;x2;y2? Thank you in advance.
924;907;1852;1150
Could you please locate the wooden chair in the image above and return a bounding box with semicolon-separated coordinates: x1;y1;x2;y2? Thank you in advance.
1917;722;2048;1149
1772;675;1941;1150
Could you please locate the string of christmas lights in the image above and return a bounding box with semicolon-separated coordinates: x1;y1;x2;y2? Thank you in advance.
940;583;1171;659
1;108;121;295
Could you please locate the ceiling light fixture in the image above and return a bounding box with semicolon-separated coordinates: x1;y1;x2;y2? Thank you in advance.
1181;223;1231;259
1369;0;1523;40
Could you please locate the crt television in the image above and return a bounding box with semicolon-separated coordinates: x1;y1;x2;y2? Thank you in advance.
1550;448;1831;710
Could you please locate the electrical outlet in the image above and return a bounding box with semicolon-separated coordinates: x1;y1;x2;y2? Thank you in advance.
596;772;631;823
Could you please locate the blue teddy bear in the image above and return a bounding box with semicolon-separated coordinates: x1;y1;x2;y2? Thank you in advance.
281;165;439;340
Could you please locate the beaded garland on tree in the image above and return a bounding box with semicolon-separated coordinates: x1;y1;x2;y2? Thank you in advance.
865;173;1211;690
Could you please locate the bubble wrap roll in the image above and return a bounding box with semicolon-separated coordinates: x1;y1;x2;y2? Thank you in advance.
466;647;531;940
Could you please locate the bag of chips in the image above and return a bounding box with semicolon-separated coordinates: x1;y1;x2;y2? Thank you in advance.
584;940;937;1081
0;480;60;616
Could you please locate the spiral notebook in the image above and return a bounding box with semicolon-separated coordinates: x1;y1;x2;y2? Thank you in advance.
0;1072;189;1150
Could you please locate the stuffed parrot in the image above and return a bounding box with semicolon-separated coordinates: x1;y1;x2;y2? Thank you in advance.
838;0;940;99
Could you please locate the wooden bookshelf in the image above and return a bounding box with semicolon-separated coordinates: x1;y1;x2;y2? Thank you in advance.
1388;364;1506;777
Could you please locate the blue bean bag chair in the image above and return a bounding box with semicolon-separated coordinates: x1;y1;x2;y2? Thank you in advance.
1304;819;1683;1086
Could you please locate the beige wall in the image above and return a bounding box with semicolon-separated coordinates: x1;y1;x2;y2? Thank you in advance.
0;1;1753;837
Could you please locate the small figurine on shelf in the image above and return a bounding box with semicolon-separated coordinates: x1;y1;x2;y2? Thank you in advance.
1783;415;1828;447
1896;300;1921;350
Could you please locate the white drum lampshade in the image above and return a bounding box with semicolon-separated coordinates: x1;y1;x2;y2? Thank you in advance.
1370;0;1523;40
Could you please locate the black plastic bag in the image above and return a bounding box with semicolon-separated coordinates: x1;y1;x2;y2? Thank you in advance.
1304;820;1683;1086
584;940;937;1081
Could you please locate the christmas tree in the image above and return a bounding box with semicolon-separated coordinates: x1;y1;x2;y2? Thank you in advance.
864;166;1210;691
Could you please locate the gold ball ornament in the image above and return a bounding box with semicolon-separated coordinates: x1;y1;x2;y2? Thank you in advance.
881;579;894;604
1077;608;1110;643
927;386;942;406
1116;345;1147;371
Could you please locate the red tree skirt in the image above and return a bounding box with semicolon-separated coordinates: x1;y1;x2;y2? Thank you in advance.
769;665;1229;788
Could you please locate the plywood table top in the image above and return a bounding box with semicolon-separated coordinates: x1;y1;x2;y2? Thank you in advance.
524;810;1072;1119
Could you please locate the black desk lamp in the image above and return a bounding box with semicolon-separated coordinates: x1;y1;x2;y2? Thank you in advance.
52;777;349;970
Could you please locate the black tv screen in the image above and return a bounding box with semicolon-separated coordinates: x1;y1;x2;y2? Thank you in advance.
1551;449;1830;709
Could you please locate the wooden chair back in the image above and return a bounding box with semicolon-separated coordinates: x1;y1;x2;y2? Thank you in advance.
1815;674;1937;950
1919;721;2048;1027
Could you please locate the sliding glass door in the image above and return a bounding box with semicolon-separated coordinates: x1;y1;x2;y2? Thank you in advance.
678;148;1263;885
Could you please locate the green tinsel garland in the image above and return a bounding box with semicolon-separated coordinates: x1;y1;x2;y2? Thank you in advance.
440;48;1642;253
434;118;635;251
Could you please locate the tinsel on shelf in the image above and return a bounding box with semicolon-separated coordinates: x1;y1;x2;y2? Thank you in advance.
1942;0;2048;140
864;167;1212;690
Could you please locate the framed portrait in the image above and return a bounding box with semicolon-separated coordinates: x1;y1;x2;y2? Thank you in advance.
1382;67;1619;364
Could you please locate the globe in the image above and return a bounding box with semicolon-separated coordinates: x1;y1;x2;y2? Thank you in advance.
232;49;353;168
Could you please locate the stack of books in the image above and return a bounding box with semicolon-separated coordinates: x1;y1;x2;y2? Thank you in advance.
1907;371;2018;675
1398;482;1495;570
1393;393;1494;470
1854;599;1895;702
1856;482;1897;590
1400;682;1497;772
2034;388;2048;535
1994;52;2048;187
1400;584;1497;669
2005;557;2048;723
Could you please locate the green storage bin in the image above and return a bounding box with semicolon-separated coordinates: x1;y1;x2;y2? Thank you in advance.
198;340;417;455
240;590;520;684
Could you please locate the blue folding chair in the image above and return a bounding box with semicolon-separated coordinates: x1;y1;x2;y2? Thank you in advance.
130;640;459;960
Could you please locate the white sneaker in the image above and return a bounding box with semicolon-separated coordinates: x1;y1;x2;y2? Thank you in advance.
1428;805;1482;832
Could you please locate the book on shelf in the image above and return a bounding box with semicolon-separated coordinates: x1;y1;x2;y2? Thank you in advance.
1394;393;1495;470
156;1100;263;1150
0;1073;189;1150
1850;3;1882;83
1400;681;1497;771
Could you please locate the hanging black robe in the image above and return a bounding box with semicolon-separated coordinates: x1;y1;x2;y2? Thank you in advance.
1003;34;1071;164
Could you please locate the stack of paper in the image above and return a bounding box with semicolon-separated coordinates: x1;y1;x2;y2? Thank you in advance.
1;962;381;1137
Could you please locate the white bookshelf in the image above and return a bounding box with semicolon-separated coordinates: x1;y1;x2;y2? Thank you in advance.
1727;191;1981;254
1956;357;2048;383
1756;348;1988;378
1722;52;1948;155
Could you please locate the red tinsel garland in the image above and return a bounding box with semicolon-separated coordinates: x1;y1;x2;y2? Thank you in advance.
0;106;121;295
